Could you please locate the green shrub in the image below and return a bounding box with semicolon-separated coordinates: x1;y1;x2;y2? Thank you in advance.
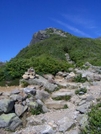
63;104;68;109
75;88;87;95
30;105;44;115
80;103;101;134
73;74;87;83
52;95;71;101
20;80;29;87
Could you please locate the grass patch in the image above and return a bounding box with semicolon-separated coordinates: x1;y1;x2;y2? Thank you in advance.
30;105;44;115
73;74;87;83
20;80;29;87
63;104;68;109
53;95;71;101
75;88;87;95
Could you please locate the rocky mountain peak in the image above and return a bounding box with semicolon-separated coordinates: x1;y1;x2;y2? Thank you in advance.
29;27;68;46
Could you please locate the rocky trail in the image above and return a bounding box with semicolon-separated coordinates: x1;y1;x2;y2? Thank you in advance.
0;62;101;134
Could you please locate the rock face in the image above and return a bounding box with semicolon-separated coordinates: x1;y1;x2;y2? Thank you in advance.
29;28;67;46
1;64;101;133
30;30;50;46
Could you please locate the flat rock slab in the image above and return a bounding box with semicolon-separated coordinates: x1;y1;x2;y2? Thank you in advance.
45;99;67;109
52;88;73;99
57;117;75;132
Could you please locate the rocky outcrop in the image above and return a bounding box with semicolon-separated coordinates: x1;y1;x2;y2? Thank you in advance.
29;28;67;46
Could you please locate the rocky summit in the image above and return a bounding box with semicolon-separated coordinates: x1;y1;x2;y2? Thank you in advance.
0;62;101;134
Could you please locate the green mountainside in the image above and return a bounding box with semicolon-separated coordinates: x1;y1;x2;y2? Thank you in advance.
0;27;101;86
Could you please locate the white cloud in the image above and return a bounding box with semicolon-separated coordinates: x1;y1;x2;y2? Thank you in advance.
52;19;91;37
62;14;96;29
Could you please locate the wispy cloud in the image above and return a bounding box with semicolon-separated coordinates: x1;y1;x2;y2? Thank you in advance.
52;18;91;37
62;14;96;29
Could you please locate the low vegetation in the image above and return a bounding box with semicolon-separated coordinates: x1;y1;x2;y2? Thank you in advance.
52;95;71;101
73;74;87;83
30;105;44;115
80;103;101;134
75;88;87;95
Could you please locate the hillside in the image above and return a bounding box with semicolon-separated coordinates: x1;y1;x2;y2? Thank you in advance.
0;27;101;86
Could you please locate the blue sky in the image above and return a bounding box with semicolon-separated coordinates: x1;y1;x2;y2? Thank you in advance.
0;0;101;61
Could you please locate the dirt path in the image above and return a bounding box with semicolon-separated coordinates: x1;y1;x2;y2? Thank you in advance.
0;86;20;92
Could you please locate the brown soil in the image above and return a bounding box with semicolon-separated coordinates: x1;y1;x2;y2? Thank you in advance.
0;86;20;92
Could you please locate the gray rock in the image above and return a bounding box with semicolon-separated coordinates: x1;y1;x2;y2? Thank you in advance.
9;116;22;131
57;117;75;132
76;103;91;114
27;116;42;126
10;89;20;95
28;76;58;92
35;90;50;101
13;124;54;134
36;99;49;113
45;99;67;109
52;89;72;99
0;99;14;113
86;95;94;102
15;104;28;116
78;100;86;106
41;125;54;134
23;87;36;95
0;113;22;131
28;101;38;109
29;30;50;46
79;114;88;129
10;94;23;101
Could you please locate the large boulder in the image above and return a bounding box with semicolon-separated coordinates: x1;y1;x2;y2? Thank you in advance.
28;75;58;92
0;99;14;113
35;90;50;101
0;113;22;131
